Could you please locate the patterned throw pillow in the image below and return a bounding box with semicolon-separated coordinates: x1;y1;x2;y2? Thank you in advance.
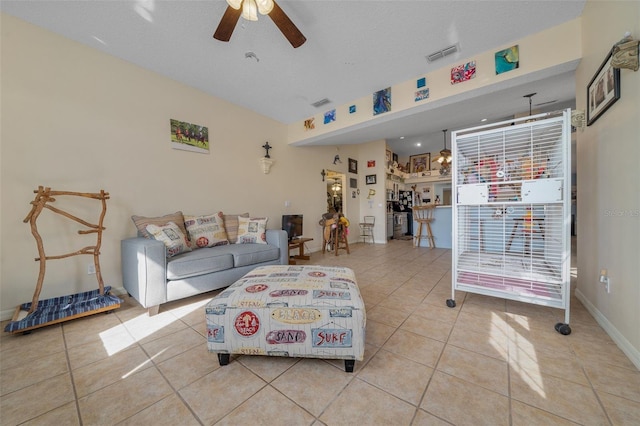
184;212;229;248
131;211;190;244
145;221;192;257
223;213;249;244
236;216;268;244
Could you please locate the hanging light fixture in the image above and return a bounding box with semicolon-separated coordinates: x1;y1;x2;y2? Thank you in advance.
331;179;342;197
433;129;452;175
226;0;274;21
523;92;537;122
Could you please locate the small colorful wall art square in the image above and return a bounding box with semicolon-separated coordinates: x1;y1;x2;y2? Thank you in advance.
324;109;336;124
451;61;476;85
373;87;391;115
495;45;519;75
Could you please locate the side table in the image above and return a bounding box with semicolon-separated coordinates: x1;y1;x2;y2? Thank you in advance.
288;237;313;264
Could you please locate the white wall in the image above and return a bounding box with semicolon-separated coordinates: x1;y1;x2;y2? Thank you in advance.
0;14;363;317
575;1;640;367
287;18;582;145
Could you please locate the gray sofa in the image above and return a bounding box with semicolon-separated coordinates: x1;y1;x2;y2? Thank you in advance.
121;229;288;314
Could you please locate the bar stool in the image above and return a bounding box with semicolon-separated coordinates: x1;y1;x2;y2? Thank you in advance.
331;222;350;255
413;204;436;248
359;216;375;243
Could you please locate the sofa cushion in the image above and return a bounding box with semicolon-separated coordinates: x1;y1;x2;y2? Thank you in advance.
223;213;249;244
166;247;234;280
236;216;268;244
184;212;229;248
145;222;192;258
224;243;280;267
132;211;190;243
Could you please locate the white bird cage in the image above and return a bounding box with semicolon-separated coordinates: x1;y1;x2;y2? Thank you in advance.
448;109;572;335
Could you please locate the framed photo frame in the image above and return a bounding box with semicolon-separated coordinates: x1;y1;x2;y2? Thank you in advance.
350;178;357;189
409;153;431;173
365;174;377;185
348;158;358;174
385;149;392;166
587;49;621;126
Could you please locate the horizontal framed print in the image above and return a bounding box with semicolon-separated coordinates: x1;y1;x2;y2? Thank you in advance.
170;119;209;154
587;49;620;126
365;174;377;185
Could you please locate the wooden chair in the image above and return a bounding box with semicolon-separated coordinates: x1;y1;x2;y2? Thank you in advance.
359;216;375;243
413;204;436;248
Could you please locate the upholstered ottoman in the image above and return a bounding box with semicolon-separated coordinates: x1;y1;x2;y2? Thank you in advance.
205;265;366;372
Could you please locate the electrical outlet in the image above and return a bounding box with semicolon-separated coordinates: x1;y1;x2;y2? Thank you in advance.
599;269;610;293
88;263;96;274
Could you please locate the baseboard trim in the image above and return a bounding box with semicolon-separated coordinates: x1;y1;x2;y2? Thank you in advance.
575;289;640;370
0;286;128;323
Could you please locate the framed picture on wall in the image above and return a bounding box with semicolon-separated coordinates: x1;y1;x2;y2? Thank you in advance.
350;178;357;188
348;158;358;174
587;49;620;126
365;174;377;185
409;153;431;173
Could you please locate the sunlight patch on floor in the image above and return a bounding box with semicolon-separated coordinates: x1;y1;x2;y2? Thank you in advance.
491;312;546;398
99;297;210;356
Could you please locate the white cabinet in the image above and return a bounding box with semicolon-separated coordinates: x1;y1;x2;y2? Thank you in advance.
449;109;572;335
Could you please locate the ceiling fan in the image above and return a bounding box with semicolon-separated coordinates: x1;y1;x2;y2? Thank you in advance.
213;0;306;48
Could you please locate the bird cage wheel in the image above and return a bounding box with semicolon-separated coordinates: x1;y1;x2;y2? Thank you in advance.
555;322;572;335
446;299;456;308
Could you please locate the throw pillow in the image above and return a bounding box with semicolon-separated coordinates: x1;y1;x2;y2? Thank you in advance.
131;211;189;244
184;212;229;248
236;216;268;244
145;221;192;257
223;212;249;244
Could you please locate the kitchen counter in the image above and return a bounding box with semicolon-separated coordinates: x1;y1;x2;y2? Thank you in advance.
414;205;452;248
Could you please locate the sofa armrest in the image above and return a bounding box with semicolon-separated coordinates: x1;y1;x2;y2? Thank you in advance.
121;237;168;309
266;229;289;265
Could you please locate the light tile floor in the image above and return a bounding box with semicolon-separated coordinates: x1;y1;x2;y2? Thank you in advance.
2;240;639;425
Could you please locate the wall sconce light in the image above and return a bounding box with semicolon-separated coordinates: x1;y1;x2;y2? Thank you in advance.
259;157;274;174
259;141;274;174
571;109;586;130
611;32;639;72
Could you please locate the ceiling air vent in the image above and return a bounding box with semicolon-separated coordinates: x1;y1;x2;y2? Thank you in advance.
426;43;459;63
311;98;331;108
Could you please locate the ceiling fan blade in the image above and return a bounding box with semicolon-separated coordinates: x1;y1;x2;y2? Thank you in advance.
213;6;242;42
268;1;306;48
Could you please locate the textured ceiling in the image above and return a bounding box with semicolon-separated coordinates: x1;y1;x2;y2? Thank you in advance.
1;0;585;156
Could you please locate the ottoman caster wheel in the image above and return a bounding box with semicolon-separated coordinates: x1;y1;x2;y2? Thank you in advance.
554;322;571;335
446;299;456;308
344;360;355;373
218;353;230;366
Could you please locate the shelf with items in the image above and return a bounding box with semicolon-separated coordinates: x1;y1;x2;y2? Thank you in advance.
405;172;451;184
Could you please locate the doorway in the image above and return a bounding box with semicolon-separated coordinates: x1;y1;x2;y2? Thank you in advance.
326;170;345;214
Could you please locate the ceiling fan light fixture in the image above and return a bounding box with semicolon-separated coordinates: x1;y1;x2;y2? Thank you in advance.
255;0;274;15
226;0;243;10
241;0;258;21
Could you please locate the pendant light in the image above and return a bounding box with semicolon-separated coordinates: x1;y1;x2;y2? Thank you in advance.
523;92;537;122
433;129;452;175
